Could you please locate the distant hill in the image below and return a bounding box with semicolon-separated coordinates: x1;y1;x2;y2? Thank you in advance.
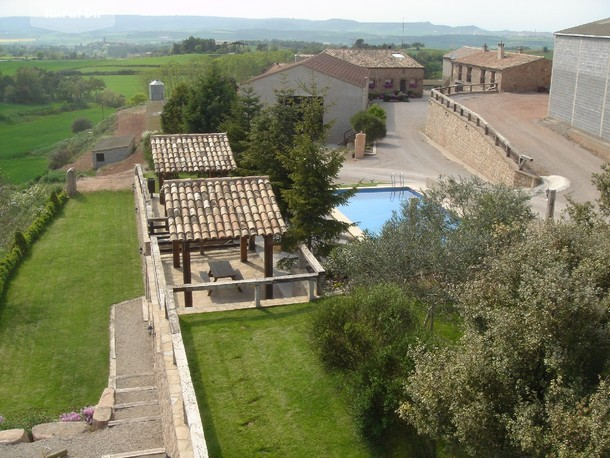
0;15;554;49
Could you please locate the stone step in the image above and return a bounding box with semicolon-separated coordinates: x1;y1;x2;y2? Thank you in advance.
108;416;162;427
113;400;160;421
101;447;166;458
115;373;156;390
116;388;158;405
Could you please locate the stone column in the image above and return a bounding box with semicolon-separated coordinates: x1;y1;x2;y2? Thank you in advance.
355;132;366;159
66;167;77;197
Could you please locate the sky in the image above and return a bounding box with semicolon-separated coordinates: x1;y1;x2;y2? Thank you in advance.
0;0;609;33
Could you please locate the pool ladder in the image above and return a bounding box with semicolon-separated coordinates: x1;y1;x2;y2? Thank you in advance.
391;173;405;188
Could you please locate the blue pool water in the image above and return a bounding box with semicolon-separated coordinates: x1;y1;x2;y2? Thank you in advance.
336;187;421;234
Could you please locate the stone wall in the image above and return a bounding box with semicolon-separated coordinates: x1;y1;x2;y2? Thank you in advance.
368;68;424;97
425;92;540;188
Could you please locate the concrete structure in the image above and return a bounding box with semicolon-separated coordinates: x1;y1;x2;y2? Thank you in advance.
549;18;610;142
324;48;425;98
449;43;552;93
443;46;483;85
242;52;369;145
92;135;135;169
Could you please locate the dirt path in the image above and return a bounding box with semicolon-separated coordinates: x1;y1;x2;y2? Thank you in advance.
68;106;149;193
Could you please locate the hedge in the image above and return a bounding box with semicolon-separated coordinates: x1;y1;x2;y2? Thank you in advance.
0;189;68;297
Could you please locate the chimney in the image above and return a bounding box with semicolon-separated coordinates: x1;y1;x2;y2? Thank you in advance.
483;43;488;52
497;42;505;59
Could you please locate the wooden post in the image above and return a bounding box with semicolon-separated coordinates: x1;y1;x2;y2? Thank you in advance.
240;236;248;262
264;234;274;299
546;189;556;220
172;240;181;268
249;235;256;251
182;241;192;307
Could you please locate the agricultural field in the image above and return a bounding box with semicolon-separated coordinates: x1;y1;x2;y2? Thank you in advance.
0;54;198;184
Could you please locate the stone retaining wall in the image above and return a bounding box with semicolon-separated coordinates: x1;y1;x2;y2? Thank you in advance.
426;90;540;188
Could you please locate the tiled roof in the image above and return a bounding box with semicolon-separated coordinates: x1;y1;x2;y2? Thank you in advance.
323;48;424;69
162;176;287;242
453;50;546;70
151;133;237;175
556;18;610;37
244;52;369;88
443;46;483;60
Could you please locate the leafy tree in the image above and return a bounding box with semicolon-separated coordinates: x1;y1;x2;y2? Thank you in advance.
592;162;610;217
183;62;237;133
327;176;534;319
71;117;93;133
367;103;386;122
400;221;610;456
237;88;302;213
350;110;387;145
160;82;190;134
310;284;418;439
127;92;148;107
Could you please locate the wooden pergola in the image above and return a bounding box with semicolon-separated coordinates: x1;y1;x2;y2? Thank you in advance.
150;133;237;192
162;176;287;306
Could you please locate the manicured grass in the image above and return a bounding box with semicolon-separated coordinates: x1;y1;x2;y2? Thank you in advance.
180;304;373;457
0;191;142;427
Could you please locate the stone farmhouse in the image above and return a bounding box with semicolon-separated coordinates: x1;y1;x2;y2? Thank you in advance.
448;43;552;92
242;52;369;145
549;18;610;142
322;48;425;98
442;46;483;85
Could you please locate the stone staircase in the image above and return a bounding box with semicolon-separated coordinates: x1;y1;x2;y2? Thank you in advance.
106;298;165;456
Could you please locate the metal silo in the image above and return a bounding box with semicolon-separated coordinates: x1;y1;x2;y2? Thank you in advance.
149;80;165;101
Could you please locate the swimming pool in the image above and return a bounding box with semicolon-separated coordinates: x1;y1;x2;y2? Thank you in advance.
336;187;421;234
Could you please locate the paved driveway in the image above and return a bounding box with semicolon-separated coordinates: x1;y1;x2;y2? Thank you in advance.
338;97;473;189
338;93;609;217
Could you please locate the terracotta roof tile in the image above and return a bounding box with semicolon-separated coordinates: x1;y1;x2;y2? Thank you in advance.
453;50;547;70
151;133;237;175
244;52;369;88
162;176;287;242
323;48;424;69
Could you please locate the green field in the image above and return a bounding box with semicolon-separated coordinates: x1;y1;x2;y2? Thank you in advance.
0;191;142;429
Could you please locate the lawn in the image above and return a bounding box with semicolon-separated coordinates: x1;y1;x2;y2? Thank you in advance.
180;304;373;457
0;191;142;428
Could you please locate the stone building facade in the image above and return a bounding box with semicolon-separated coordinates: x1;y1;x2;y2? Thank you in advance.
323;48;425;97
548;18;610;142
92;135;135;169
449;43;552;93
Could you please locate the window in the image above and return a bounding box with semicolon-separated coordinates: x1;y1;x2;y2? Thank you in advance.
466;67;472;83
384;79;393;89
491;71;496;83
480;69;486;84
457;65;463;80
369;80;376;89
96;153;105;163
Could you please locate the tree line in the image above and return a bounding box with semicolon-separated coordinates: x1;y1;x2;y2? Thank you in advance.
0;67;124;107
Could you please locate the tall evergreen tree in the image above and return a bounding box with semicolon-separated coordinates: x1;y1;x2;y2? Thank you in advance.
183;62;237;133
220;86;262;156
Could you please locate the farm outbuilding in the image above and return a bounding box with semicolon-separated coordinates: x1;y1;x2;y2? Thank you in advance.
92;135;135;169
549;18;610;142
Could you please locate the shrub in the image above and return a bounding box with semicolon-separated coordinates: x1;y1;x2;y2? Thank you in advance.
71;117;93;133
310;284;417;439
127;93;148;107
350;110;387;145
367;103;386;121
